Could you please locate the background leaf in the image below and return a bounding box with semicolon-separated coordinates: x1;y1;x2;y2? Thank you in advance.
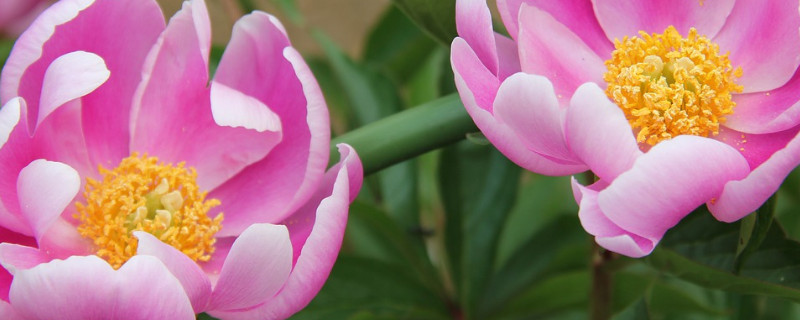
390;0;457;45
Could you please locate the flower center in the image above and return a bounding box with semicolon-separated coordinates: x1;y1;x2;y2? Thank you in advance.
76;153;223;269
603;26;743;146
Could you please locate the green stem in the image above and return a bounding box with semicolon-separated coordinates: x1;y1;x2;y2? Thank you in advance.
591;242;614;320
330;94;478;175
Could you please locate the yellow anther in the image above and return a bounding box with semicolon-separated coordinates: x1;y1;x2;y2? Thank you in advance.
604;26;743;146
75;153;223;269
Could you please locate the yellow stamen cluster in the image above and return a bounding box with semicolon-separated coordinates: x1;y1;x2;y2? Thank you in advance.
76;153;223;269
604;26;743;146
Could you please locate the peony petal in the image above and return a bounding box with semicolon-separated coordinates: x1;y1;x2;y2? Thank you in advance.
598;136;750;241
497;0;613;58
210;17;330;235
565;83;642;181
37;51;109;132
493;73;578;163
9;255;194;320
206;224;292;312
0;299;22;320
716;126;799;170
1;0;165;167
130;0;277;191
451;37;588;175
34;218;92;259
710;126;800;222
135;231;211;313
713;0;800;93
210;82;281;133
456;0;498;74
211;144;362;320
572;178;655;257
16;160;79;239
592;0;735;42
0;98;21;148
0;244;49;275
726;69;800;134
516;4;605;106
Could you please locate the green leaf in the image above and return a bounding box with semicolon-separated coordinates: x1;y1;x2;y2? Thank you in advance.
478;215;586;316
364;5;439;85
647;204;800;302
0;39;14;68
271;0;304;25
290;255;450;320
613;298;650;320
343;200;445;298
439;141;521;318
498;270;590;319
390;0;457;45
735;194;776;272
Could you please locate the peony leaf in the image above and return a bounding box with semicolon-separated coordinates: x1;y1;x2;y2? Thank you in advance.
647;203;800;302
439;141;521;318
291;255;451;319
390;0;457;45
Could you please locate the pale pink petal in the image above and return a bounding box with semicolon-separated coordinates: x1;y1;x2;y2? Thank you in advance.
0;227;36;302
206;224;292;312
497;0;613;58
565;83;642;181
0;1;44;34
0;299;22;320
35;218;92;259
37;51;109;131
211;144;362;320
0;268;9;302
1;0;165;166
710;126;800;222
451;38;588;175
572;178;654;257
592;0;735;42
0;98;21;148
517;4;605;106
456;0;498;74
16;160;78;239
9;255;194;320
130;0;277;191
0;244;50;274
210;82;282;133
713;0;800;93
726;70;800;134
135;231;211;313
493;73;578;163
210;16;330;235
598;136;750;241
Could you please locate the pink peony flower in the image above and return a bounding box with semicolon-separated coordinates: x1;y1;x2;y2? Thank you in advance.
451;0;800;257
0;0;363;319
0;0;50;37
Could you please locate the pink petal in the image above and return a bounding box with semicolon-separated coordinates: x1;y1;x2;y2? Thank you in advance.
1;0;166;167
211;144;362;320
456;0;498;74
716;126;799;170
34;218;92;259
37;51;109;132
493;73;578;163
710;125;800;222
598;136;749;241
572;178;654;257
451;38;588;175
0;244;50;274
16;160;79;239
516;4;605;106
130;0;277;191
0;224;38;302
713;0;800;93
0;299;23;320
565;83;642;181
209;15;330;235
592;0;735;42
494;34;521;81
726;70;800;134
9;255;194;320
135;231;211;313
206;224;292;312
497;0;613;58
0;98;21;148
